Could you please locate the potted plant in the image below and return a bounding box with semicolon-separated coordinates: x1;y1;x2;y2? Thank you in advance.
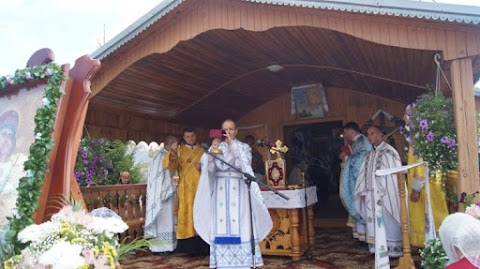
408;90;458;181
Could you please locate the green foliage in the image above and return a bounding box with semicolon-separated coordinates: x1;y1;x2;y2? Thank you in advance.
420;238;448;269
463;192;477;206
48;193;86;213
103;140;141;185
75;137;141;186
117;236;151;262
0;63;66;261
410;89;457;179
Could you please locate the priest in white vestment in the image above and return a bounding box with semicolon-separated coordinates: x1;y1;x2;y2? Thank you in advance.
354;125;403;269
194;119;272;269
144;136;179;253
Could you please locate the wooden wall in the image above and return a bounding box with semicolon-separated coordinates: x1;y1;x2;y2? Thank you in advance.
238;86;408;159
84;107;209;143
239;86;407;139
86;86;408;159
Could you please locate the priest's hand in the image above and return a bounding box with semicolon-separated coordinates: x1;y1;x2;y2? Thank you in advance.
212;138;221;149
410;191;420;202
194;161;201;171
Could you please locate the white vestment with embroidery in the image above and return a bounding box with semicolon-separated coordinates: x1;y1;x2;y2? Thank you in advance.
354;142;403;269
144;149;177;252
194;139;272;269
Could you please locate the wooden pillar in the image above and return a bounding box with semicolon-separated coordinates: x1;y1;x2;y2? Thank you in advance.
394;173;415;269
451;57;480;199
289;208;301;261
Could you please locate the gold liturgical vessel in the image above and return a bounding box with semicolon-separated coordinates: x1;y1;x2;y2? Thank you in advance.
210;147;223;155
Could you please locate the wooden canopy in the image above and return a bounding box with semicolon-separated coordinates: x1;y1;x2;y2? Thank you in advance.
92;26;438;127
89;0;480;195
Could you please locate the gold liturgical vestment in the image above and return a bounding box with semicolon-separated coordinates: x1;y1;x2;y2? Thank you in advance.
175;144;204;239
406;146;448;247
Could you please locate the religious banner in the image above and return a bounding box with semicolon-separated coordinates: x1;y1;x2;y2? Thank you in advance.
0;83;45;241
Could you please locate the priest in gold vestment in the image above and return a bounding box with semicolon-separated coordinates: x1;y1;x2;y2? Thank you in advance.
404;105;448;247
406;147;448;247
172;127;209;255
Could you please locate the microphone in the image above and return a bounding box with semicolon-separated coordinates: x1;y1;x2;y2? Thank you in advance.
201;143;210;150
256;139;274;148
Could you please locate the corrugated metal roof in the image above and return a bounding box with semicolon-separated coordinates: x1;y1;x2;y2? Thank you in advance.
244;0;480;24
90;0;185;60
90;0;480;60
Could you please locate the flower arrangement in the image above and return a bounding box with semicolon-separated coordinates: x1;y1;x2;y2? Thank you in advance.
420;237;448;269
420;194;480;269
75;137;141;186
403;90;457;180
464;203;480;219
3;205;129;269
462;191;480;220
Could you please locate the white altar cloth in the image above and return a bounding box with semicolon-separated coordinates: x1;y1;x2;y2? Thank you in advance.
261;186;317;208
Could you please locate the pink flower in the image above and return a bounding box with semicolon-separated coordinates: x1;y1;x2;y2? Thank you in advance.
93;254;112;269
465;204;480;219
82;249;95;264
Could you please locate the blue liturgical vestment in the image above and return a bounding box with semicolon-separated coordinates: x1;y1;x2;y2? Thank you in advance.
340;134;372;224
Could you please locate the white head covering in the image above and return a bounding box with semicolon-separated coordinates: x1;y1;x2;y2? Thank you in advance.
439;213;480;267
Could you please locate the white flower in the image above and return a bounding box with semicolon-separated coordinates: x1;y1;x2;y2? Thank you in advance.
51;206;92;226
38;241;85;269
87;217;128;238
42;97;50;106
18;221;60;243
7;204;127;269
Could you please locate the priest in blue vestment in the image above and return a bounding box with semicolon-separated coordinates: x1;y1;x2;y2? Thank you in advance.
340;122;372;231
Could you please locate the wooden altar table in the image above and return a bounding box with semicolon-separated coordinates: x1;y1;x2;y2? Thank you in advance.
260;186;317;261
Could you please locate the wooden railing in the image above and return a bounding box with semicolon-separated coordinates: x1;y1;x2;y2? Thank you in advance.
81;184;147;241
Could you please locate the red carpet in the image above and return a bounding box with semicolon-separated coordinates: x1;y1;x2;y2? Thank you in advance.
120;227;421;268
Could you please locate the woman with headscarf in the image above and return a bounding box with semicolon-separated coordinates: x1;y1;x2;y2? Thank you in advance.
439;213;480;269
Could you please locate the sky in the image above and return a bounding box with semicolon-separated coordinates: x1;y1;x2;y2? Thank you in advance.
0;0;479;86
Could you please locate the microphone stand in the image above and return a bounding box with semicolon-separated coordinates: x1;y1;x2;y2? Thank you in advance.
202;146;289;269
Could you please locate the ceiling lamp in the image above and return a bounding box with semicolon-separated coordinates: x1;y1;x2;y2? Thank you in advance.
266;64;283;72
